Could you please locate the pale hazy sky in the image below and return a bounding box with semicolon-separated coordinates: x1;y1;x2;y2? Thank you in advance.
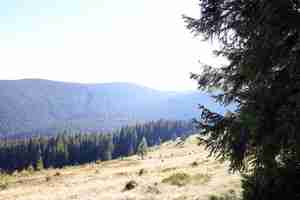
0;0;223;91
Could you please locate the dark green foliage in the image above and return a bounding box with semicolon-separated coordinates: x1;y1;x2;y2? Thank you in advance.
0;120;193;173
137;137;148;159
184;0;300;199
242;164;300;200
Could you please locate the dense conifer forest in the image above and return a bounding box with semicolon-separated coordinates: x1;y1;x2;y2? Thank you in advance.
0;120;194;173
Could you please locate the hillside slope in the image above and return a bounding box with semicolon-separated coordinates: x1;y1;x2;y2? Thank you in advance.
0;79;228;137
0;135;241;200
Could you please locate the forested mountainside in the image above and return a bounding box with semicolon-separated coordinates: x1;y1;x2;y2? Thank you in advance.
0;79;227;137
0;120;194;172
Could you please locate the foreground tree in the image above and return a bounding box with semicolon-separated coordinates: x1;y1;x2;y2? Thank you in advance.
184;1;300;199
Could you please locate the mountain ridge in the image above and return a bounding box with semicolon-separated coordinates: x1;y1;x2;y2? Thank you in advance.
0;79;226;137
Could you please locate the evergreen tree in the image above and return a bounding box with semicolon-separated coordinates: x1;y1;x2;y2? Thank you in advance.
157;137;162;146
137;137;148;160
184;1;300;199
102;135;114;161
27;164;34;173
36;150;44;171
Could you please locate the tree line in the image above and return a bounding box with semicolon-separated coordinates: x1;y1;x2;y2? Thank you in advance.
0;120;194;173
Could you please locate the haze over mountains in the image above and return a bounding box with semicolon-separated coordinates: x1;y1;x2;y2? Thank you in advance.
0;79;227;137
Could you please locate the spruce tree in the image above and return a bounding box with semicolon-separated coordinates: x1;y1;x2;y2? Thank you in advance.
184;1;300;199
36;151;44;171
102;135;114;161
137;137;148;160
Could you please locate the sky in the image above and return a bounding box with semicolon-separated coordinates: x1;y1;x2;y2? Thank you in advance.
0;0;223;91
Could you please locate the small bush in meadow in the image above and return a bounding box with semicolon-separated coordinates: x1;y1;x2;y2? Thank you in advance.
46;176;51;182
191;161;198;167
54;172;61;176
0;181;8;190
95;160;101;165
27;165;34;173
192;173;212;185
145;185;161;194
162;172;191;187
209;190;240;200
161;167;177;173
138;168;147;176
123;180;138;191
162;172;211;187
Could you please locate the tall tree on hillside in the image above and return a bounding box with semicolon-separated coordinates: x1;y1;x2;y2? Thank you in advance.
137;137;148;160
36;149;44;171
184;1;300;199
102;134;114;161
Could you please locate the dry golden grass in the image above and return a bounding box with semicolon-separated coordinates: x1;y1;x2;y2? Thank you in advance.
0;135;241;200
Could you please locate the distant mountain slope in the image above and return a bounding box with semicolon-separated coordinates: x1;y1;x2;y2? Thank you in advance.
0;79;229;137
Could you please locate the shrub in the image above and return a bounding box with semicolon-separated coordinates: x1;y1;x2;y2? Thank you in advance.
0;181;8;191
54;172;61;176
123;180;138;191
173;196;188;200
209;195;220;200
95;160;101;165
192;173;211;185
162;173;191;186
46;176;51;182
116;171;128;176
209;190;240;200
19;169;31;177
162;172;211;187
146;185;160;194
191;161;198;167
161;167;177;173
27;165;34;173
138;168;147;176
